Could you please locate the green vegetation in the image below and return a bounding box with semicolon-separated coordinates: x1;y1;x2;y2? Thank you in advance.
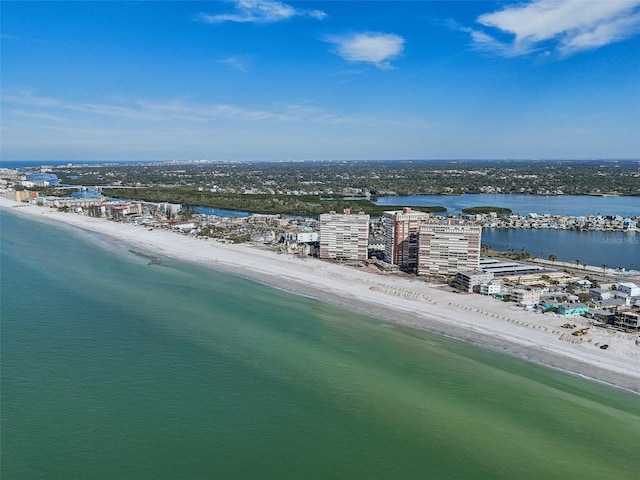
102;187;447;217
461;206;512;215
53;159;640;196
230;233;251;244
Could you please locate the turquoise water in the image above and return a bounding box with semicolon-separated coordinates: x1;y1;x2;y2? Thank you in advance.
2;209;639;479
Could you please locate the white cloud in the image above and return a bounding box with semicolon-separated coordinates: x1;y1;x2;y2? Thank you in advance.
324;32;404;69
558;9;640;54
3;91;432;142
197;0;326;24
470;0;640;56
217;55;251;72
3;90;293;123
9;110;68;122
2;91;435;161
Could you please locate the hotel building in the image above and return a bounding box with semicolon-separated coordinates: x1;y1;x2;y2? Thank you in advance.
383;207;430;272
417;224;482;276
319;209;370;261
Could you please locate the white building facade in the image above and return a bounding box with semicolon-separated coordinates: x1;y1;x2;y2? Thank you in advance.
617;282;640;297
417;224;482;276
454;270;494;292
319;209;370;261
284;231;320;243
480;281;501;296
511;289;540;306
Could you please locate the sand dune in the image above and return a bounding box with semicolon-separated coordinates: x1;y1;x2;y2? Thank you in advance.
2;198;639;393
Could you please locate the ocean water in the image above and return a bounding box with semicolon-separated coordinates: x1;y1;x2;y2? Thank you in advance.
1;209;639;480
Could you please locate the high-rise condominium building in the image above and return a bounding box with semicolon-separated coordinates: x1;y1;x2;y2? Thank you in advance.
382;207;430;272
319;209;370;261
417;224;482;275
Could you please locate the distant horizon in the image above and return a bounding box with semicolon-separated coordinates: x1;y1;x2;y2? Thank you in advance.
2;158;640;168
2;1;639;161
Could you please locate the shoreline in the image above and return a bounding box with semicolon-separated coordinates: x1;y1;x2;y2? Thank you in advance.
2;198;639;394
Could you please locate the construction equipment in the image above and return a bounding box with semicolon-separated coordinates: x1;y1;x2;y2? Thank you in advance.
572;328;589;336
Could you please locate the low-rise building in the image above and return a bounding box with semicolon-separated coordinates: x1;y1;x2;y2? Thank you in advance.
511;289;540;306
591;298;629;310
537;300;556;312
86;201;143;220
556;303;589;316
480;281;501;296
108;202;143;221
49;197;104;210
6;190;37;202
284;231;320;244
586;309;616;324
589;288;613;300
478;257;560;282
618;311;639;329
454;270;494;292
617;282;640;297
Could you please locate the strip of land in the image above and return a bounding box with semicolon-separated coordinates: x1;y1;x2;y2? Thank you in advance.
2;197;639;393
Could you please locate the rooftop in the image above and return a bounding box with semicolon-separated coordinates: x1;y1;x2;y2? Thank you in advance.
479;258;557;277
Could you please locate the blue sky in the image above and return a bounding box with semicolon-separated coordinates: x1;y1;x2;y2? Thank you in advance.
2;0;639;162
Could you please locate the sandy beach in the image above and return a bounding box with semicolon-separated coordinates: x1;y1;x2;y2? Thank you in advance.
2;197;639;393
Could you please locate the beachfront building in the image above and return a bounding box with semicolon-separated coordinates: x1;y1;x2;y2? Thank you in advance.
284;230;320;244
618;310;640;329
480;281;501;296
49;197;105;211
454;270;494;292
85;201;143;220
383;207;430;272
417;224;482;276
108;201;143;221
319;209;370;261
556;303;589;316
511;288;540;306
4;189;37;202
586;309;616;324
